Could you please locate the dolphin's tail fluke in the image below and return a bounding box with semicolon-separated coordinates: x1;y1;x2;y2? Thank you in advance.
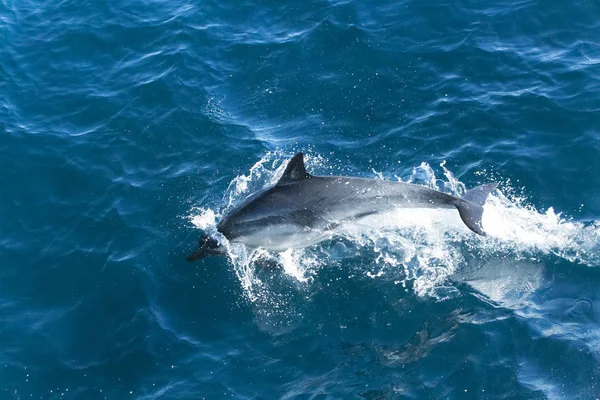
455;183;498;236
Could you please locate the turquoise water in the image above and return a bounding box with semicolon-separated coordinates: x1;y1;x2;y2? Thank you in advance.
2;0;600;398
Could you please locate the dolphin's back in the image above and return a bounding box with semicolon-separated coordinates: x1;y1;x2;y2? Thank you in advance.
219;173;458;242
290;175;457;221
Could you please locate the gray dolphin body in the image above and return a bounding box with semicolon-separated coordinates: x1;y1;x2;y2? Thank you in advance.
188;153;497;261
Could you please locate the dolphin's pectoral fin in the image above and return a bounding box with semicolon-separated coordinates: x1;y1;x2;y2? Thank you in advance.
277;152;312;185
187;235;224;262
455;183;498;236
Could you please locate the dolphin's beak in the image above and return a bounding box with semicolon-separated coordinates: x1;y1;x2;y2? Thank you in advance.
186;248;207;262
187;235;223;262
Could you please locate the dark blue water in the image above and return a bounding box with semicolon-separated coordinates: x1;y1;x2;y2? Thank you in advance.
2;0;600;398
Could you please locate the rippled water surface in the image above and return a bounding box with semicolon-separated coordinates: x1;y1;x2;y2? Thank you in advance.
2;0;600;398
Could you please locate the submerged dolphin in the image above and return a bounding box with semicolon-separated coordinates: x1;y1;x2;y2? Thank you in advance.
188;153;497;261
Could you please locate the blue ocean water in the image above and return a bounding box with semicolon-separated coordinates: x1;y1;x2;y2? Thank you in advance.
2;0;600;398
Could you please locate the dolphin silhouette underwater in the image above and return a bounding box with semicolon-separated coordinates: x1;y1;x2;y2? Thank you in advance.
187;153;498;261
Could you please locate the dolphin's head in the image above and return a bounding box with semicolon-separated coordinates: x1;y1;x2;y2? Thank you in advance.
187;235;223;262
215;187;272;240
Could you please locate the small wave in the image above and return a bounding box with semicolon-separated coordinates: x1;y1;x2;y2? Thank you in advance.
189;152;600;303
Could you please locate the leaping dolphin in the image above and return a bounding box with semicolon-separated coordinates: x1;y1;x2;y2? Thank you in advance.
188;153;497;261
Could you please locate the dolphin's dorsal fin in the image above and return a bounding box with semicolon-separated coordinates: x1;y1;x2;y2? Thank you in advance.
277;152;311;185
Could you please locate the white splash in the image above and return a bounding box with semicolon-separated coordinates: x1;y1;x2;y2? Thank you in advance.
278;249;318;283
189;207;218;230
188;152;600;302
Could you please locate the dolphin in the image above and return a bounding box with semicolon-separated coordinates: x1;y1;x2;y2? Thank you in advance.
188;153;497;261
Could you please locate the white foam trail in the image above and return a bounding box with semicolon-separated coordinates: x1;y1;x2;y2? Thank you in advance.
189;152;600;302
